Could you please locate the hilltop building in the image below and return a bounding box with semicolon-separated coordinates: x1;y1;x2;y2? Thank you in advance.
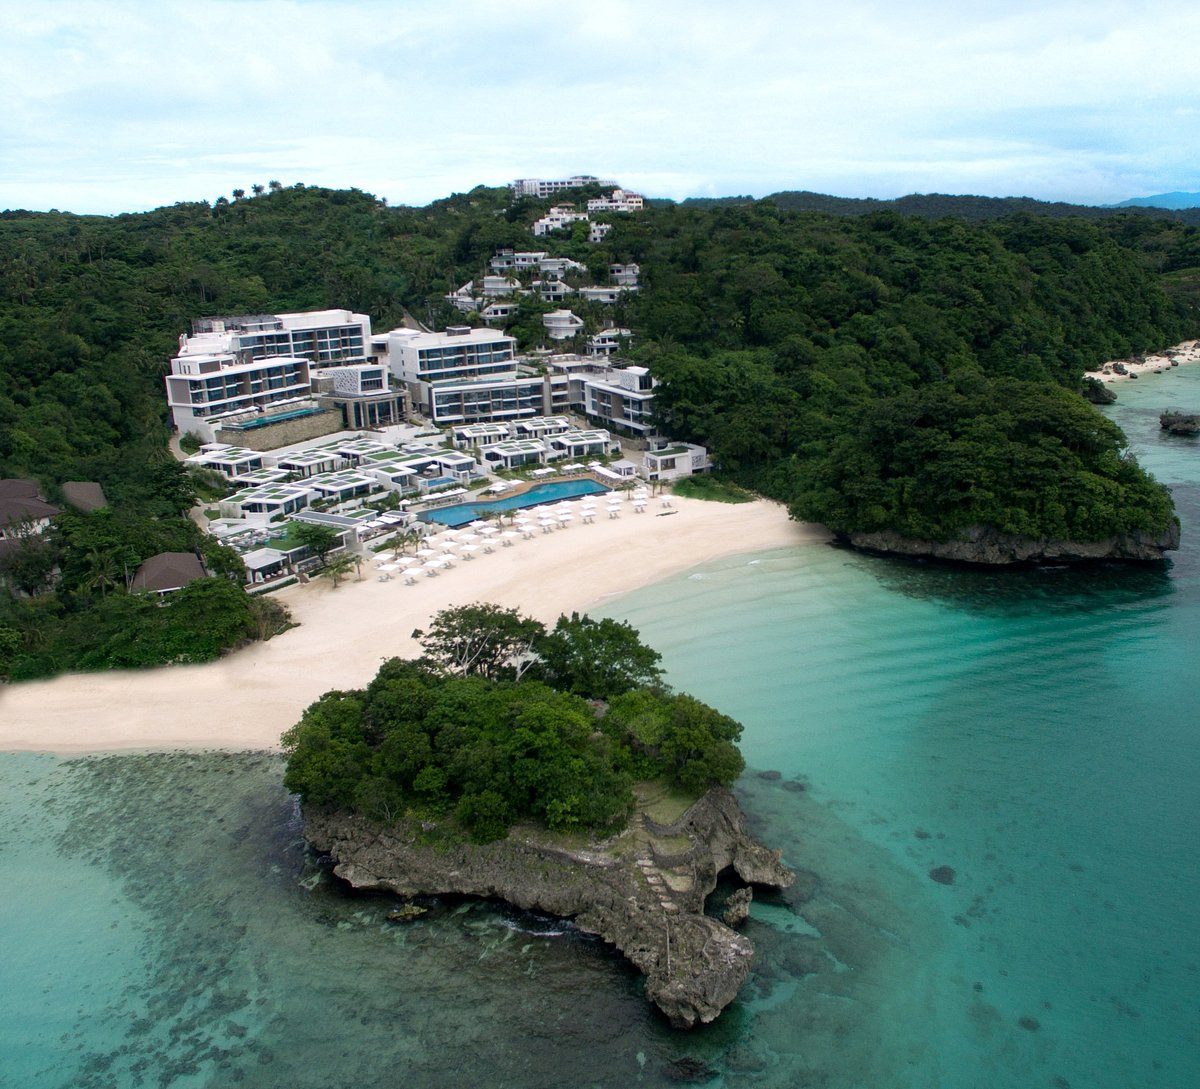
511;176;617;198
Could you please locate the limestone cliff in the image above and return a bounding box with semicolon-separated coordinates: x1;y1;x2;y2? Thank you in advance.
302;786;794;1028
845;521;1180;565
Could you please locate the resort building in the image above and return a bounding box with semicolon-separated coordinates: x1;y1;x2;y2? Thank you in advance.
511;176;617;199
532;207;590;237
480;301;519;326
641;443;711;483
532;279;575;303
512;416;572;441
576;365;657;438
0;480;60;555
311;363;408;430
547;428;618;461
490;250;547;272
383;326;549;427
609;263;640;286
588;328;634;357
589;223;612;243
220;482;315;524
445;281;479;313
578;285;636;305
586;189;644;213
452;422;512;450
478;438;548;471
543;309;585;341
130;552;208;595
539;256;586;277
165;309;371;442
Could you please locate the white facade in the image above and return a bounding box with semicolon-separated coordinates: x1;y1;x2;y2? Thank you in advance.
543;309;584;341
165;309;371;441
586;189;644;213
511;176;617;198
384;326;547;427
533;206;590;237
642;443;710;482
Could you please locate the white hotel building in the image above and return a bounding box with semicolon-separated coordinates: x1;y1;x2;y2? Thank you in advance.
164;309;372;441
382;325;544;427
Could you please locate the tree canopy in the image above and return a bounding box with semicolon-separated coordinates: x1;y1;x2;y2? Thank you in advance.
283;606;745;841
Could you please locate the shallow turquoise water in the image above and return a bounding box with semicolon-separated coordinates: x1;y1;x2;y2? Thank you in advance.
2;367;1198;1088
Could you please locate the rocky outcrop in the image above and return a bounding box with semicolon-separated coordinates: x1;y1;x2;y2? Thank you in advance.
1160;411;1200;436
302;787;794;1028
845;522;1180;565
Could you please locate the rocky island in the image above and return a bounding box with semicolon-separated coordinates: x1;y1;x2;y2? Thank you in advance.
303;783;794;1027
282;605;794;1026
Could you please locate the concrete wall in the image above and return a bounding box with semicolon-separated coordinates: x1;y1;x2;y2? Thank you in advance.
215;410;341;452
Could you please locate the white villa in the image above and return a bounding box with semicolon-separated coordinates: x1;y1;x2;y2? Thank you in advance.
641;442;710;482
533;206;590;238
587;189;644;213
543;309;585;341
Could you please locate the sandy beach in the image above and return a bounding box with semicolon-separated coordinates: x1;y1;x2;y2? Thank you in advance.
0;497;829;754
1091;339;1200;382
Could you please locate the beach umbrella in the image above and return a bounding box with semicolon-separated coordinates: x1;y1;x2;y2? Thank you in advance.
469;520;490;530
500;531;519;546
416;548;439;558
478;526;499;536
459;543;481;558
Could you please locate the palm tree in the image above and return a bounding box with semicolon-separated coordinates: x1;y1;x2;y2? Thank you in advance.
232;188;245;201
252;184;265;197
83;549;120;599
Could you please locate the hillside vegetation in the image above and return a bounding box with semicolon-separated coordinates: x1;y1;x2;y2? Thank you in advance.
2;183;1198;677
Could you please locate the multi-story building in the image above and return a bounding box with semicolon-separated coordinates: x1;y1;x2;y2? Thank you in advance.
543;309;584;341
311;363;408;430
586;189;644;213
511;176;617;199
384;326;543;427
532;206;590;237
165;309;371;441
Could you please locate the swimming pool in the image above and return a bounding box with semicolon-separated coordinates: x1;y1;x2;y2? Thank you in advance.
420;479;608;527
224;407;323;430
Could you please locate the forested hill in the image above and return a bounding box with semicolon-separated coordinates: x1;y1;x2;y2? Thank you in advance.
686;190;1200;226
3;183;1200;550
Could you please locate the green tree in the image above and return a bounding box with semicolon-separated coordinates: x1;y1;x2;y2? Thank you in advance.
293;522;341;566
535;612;664;698
415;602;545;681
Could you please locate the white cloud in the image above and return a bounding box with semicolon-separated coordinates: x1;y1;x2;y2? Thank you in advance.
0;0;1198;213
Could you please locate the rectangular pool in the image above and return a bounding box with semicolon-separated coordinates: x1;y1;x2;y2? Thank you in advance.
420;479;609;527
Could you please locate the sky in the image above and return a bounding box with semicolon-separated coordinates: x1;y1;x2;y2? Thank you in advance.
2;0;1198;216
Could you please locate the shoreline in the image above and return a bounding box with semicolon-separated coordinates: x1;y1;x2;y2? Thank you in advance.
1091;338;1200;383
0;497;830;755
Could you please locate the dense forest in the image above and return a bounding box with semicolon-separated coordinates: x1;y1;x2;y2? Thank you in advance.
282;605;745;841
3;182;1199;677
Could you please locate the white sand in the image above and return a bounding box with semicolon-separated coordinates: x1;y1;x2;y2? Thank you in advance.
0;497;830;754
1091;339;1200;382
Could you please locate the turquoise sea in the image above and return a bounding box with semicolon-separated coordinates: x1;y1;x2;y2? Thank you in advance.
3;366;1198;1088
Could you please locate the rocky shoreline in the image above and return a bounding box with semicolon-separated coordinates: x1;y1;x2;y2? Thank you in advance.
844;521;1180;565
302;786;795;1028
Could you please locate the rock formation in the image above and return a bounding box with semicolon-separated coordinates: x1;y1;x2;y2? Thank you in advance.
302;786;794;1028
845;521;1180;565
